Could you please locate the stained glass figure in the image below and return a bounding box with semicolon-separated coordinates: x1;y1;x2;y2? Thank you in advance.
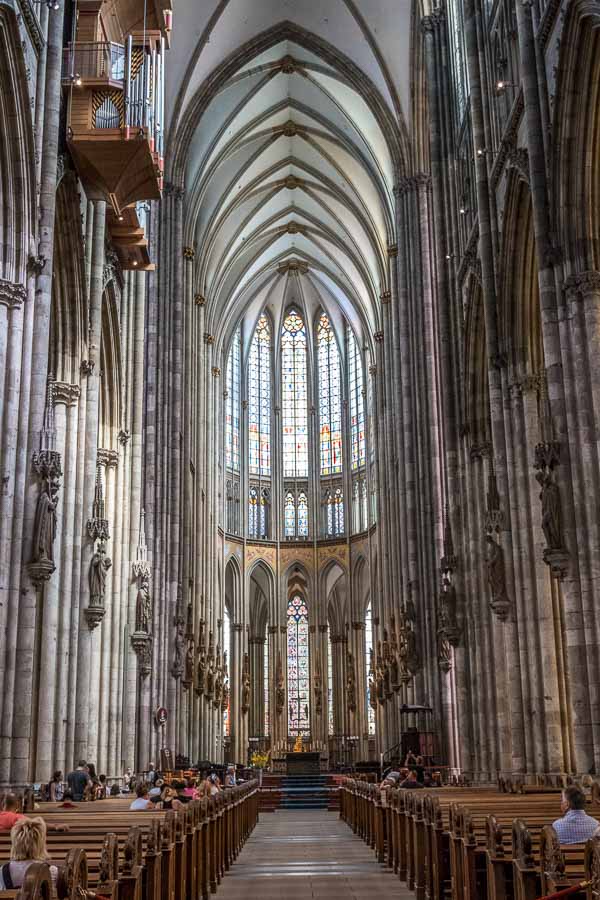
284;491;295;538
348;325;366;470
327;625;334;736
297;491;308;538
365;602;375;735
248;487;258;538
317;313;343;476
248;315;271;476
287;594;310;735
326;488;344;536
225;327;241;472
281;310;308;478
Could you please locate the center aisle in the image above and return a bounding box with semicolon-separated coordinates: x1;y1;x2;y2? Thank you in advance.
218;808;413;900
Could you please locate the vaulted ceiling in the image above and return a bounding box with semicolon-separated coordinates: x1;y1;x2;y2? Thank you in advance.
167;1;416;353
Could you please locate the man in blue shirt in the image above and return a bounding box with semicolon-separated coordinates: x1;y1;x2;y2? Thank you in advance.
552;785;600;844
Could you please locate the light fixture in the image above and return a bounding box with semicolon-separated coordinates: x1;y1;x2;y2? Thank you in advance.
495;80;518;93
132;260;138;266
459;206;468;216
118;215;124;221
72;73;82;86
476;147;487;157
46;0;60;8
445;254;455;261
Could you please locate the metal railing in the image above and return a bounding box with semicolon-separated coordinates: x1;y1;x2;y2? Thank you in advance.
63;38;165;157
63;42;125;82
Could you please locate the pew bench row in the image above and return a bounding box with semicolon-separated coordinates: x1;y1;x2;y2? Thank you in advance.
0;782;258;900
340;779;600;900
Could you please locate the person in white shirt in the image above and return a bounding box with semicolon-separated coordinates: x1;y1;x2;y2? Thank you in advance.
129;784;154;811
552;786;600;844
224;766;237;787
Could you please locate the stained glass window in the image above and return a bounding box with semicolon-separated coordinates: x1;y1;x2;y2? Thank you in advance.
326;488;344;536
225;327;241;472
297;491;308;538
317;313;343;476
352;479;360;534
281;310;308;478
248;315;271;476
287;594;310;735
365;602;375;735
248;487;258;538
348;326;366;471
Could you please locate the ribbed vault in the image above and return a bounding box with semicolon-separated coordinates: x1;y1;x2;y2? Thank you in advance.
168;9;412;351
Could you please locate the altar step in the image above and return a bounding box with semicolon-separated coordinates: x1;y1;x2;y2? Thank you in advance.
259;774;340;811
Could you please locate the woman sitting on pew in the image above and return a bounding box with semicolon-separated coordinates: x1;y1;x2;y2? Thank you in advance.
0;818;58;889
48;771;64;802
157;786;182;811
129;783;155;811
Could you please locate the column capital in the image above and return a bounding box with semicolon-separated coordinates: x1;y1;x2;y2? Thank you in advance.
183;246;195;260
97;448;119;468
194;294;206;307
380;290;391;304
374;330;384;343
563;270;600;301
53;382;81;406
0;279;26;310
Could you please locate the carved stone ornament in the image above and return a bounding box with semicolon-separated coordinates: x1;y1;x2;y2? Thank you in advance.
131;633;152;678
182;636;195;690
314;656;323;716
438;575;462;646
195;622;206;696
28;450;62;586
0;279;27;310
438;633;452;673
134;570;152;633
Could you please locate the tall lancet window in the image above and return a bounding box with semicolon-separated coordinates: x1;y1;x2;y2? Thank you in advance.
348;326;366;471
281;310;308;478
248;315;271;476
318;313;343;475
365;601;375;735
225;328;241;471
287;594;310;735
223;607;231;737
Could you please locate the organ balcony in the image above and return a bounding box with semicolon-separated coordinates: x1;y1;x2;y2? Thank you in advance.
62;30;166;213
107;201;155;271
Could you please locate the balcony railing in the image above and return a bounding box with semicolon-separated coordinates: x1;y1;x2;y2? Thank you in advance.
63;37;165;158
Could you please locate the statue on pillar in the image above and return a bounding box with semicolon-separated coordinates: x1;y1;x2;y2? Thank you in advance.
485;533;510;620
135;571;152;633
89;543;112;607
276;651;285;716
346;650;357;712
536;468;562;550
32;473;59;565
241;652;251;714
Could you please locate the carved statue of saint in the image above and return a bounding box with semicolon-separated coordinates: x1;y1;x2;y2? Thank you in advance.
405;624;420;674
485;534;507;604
368;675;378;710
135;572;152;633
536;470;562;550
89;545;112;606
32;477;59;563
173;616;184;677
242;678;250;713
346;651;357;712
185;641;194;684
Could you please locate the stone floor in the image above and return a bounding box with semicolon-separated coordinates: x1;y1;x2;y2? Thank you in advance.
218;810;413;899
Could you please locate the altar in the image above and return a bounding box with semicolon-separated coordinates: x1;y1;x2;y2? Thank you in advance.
286;751;321;775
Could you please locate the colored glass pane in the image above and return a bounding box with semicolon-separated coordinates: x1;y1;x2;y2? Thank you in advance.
348;326;366;470
318;313;343;476
248;315;271;476
225;328;241;472
328;626;334;736
264;632;269;736
248;487;258;538
287;594;310;735
281;310;308;478
223;608;231;737
297;491;308;538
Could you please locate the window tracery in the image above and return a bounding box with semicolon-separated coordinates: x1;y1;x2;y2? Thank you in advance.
287;594;310;736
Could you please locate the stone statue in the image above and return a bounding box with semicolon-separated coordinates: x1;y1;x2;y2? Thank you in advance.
89;544;112;606
135;572;152;633
241;652;251;713
196;648;206;695
172;614;185;678
536;469;562;550
32;476;59;563
405;624;420;674
276;652;285;715
185;640;195;684
485;534;507;604
346;651;356;712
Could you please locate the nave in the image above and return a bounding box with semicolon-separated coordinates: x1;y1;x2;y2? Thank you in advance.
218;809;409;900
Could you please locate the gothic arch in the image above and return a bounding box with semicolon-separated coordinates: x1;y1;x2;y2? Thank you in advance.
225;554;242;620
98;282;123;449
247;558;277;623
352;555;370;620
498;174;543;377
49;177;87;384
0;4;36;289
552;0;600;271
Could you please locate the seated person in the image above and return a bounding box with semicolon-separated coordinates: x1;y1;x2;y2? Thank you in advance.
224;766;237;787
129;783;154;811
183;778;199;799
172;780;191;804
0;817;58;889
0;794;25;832
158;786;182;811
399;770;424;789
552;786;600;844
207;774;221;796
149;778;164;800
